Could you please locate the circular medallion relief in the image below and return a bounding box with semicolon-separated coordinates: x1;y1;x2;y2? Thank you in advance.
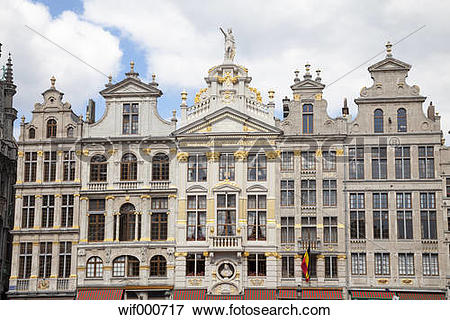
352;123;360;132
218;262;235;280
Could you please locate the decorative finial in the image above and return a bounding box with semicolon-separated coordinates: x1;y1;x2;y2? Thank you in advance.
152;74;156;82
130;61;135;72
181;90;187;103
315;69;322;82
50;76;56;88
294;70;299;78
108;75;112;84
21;115;25;123
305;63;311;74
342;97;349;116
268;89;275;100
386;41;392;57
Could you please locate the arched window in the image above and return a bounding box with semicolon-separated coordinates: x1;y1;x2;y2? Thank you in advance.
67;127;74;137
90;155;107;182
119;203;136;241
120;153;137;181
86;256;103;278
28;128;35;139
112;255;139;277
374;109;384;133
152;153;169;181
302;104;313;134
397;108;407;132
46;119;57;138
150;255;167;277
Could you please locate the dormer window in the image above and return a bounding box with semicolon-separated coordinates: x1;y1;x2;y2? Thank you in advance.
302;104;313;134
374;109;384;133
46;119;57;138
28;128;35;139
397;108;407;132
122;103;139;134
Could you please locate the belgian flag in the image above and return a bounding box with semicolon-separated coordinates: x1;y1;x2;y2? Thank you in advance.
301;245;310;282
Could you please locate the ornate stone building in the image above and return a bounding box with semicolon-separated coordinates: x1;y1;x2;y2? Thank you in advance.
6;35;450;300
0;44;18;298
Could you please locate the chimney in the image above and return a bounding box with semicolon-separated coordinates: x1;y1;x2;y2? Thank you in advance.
342;97;349;117
86;99;96;124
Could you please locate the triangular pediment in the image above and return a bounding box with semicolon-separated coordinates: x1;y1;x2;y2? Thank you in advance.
368;57;411;72
290;79;325;91
172;107;282;136
186;185;208;193
100;77;162;98
212;181;241;192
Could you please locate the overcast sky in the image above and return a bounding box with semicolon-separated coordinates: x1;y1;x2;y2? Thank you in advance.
1;0;450;141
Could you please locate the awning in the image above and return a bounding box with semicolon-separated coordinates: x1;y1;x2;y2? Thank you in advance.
243;289;277;300
278;289;298;299
173;289;206;300
77;289;124;300
206;295;244;300
302;289;343;300
350;290;393;300
398;292;446;300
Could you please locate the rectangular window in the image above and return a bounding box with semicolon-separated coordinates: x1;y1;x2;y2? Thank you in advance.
351;253;366;275
18;243;32;279
302;104;313;134
151;213;168;241
188;155;207;182
398;253;414;276
322;151;336;171
418;146;434;179
420;192;437;239
373;193;389;239
301;151;315;170
247;254;266;276
186;253;205;276
325;256;338;278
372;147;387;179
89;199;105;211
301;180;316;206
397;193;413;239
187;195;206;241
88;214;105;242
374;253;390;275
41;195;55;228
122;103;139;134
323;216;338;243
217;194;236;236
63;151;75;181
58;242;72;278
280;151;294;171
151;197;168;210
323;179;337;207
247;154;267;181
350;193;365;239
21;195;35;229
24;152;37;182
61;195;74;228
422;253;439;276
446;178;450;198
301;216;317;241
281;217;295;244
219;154;235;181
349;147;364;179
282;256;295;278
43;151;57;181
280;180;294;207
395;147;411;179
247;195;266;241
39;242;52;278
302;254;317;279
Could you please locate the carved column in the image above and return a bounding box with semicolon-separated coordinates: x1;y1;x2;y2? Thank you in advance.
140;195;151;241
79;196;89;242
34;195;43;229
56;150;64;182
104;196;115;242
167;194;177;241
54;194;62;229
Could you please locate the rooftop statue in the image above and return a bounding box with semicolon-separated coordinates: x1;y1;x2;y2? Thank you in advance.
220;27;236;63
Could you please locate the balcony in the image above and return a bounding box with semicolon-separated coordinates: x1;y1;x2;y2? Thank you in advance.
149;181;171;190
210;236;242;251
57;279;69;291
114;181;143;190
16;279;29;291
298;239;321;251
88;182;108;191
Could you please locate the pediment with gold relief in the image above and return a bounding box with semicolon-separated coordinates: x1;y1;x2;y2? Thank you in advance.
100;77;162;98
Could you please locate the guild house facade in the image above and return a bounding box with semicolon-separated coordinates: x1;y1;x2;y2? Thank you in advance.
6;31;450;300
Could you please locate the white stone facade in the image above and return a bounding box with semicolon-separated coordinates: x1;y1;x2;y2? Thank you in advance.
7;41;450;300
